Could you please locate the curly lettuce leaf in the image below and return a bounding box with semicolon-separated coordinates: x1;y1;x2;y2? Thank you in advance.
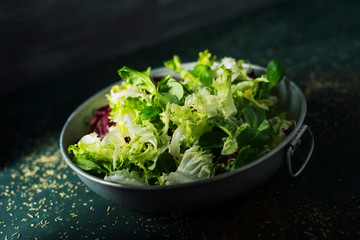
105;169;148;186
68;133;115;175
197;49;216;66
214;57;252;82
166;146;214;185
168;102;212;157
212;66;237;117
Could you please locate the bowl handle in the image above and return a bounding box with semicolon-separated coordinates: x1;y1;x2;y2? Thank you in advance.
286;124;314;177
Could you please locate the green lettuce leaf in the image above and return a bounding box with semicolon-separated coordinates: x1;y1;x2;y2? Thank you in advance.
68;133;115;175
212;66;237;117
197;128;228;149
193;64;214;85
166;146;214;185
157;75;184;103
232;145;251;169
169;102;212;156
236;124;268;148
118;66;157;94
242;106;266;129
197;49;216;66
267;59;285;89
105;169;148;186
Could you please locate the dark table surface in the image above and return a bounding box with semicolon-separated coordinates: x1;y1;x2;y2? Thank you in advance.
1;0;359;239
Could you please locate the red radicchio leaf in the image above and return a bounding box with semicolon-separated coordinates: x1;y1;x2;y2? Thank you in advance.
247;70;257;79
152;76;163;83
282;120;296;136
219;153;237;164
90;105;115;139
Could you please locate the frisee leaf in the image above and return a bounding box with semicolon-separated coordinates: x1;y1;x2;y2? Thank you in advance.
198;49;216;66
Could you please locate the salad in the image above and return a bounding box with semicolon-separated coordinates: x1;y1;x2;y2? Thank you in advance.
68;50;294;186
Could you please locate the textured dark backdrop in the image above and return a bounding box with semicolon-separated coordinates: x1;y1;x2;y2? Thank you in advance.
0;0;283;95
1;0;359;239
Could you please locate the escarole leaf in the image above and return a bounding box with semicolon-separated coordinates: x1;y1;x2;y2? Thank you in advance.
267;59;285;89
118;66;157;94
166;146;214;185
105;169;148;186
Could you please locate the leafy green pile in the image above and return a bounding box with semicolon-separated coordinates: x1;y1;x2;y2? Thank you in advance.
68;50;294;186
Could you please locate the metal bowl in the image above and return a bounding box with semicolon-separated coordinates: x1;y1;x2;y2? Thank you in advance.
60;62;314;213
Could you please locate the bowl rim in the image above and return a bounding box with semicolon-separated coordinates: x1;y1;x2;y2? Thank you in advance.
60;62;307;191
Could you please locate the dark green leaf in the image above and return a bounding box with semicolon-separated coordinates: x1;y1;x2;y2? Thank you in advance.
237;125;268;148
232;145;251;169
101;161;113;173
266;108;277;119
198;129;228;149
210;116;237;136
257;82;270;99
267;59;285;89
140;106;161;119
73;158;108;174
257;119;271;134
150;151;177;174
242;107;266;129
192;64;214;85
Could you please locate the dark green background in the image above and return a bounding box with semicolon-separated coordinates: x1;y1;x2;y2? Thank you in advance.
1;0;359;239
